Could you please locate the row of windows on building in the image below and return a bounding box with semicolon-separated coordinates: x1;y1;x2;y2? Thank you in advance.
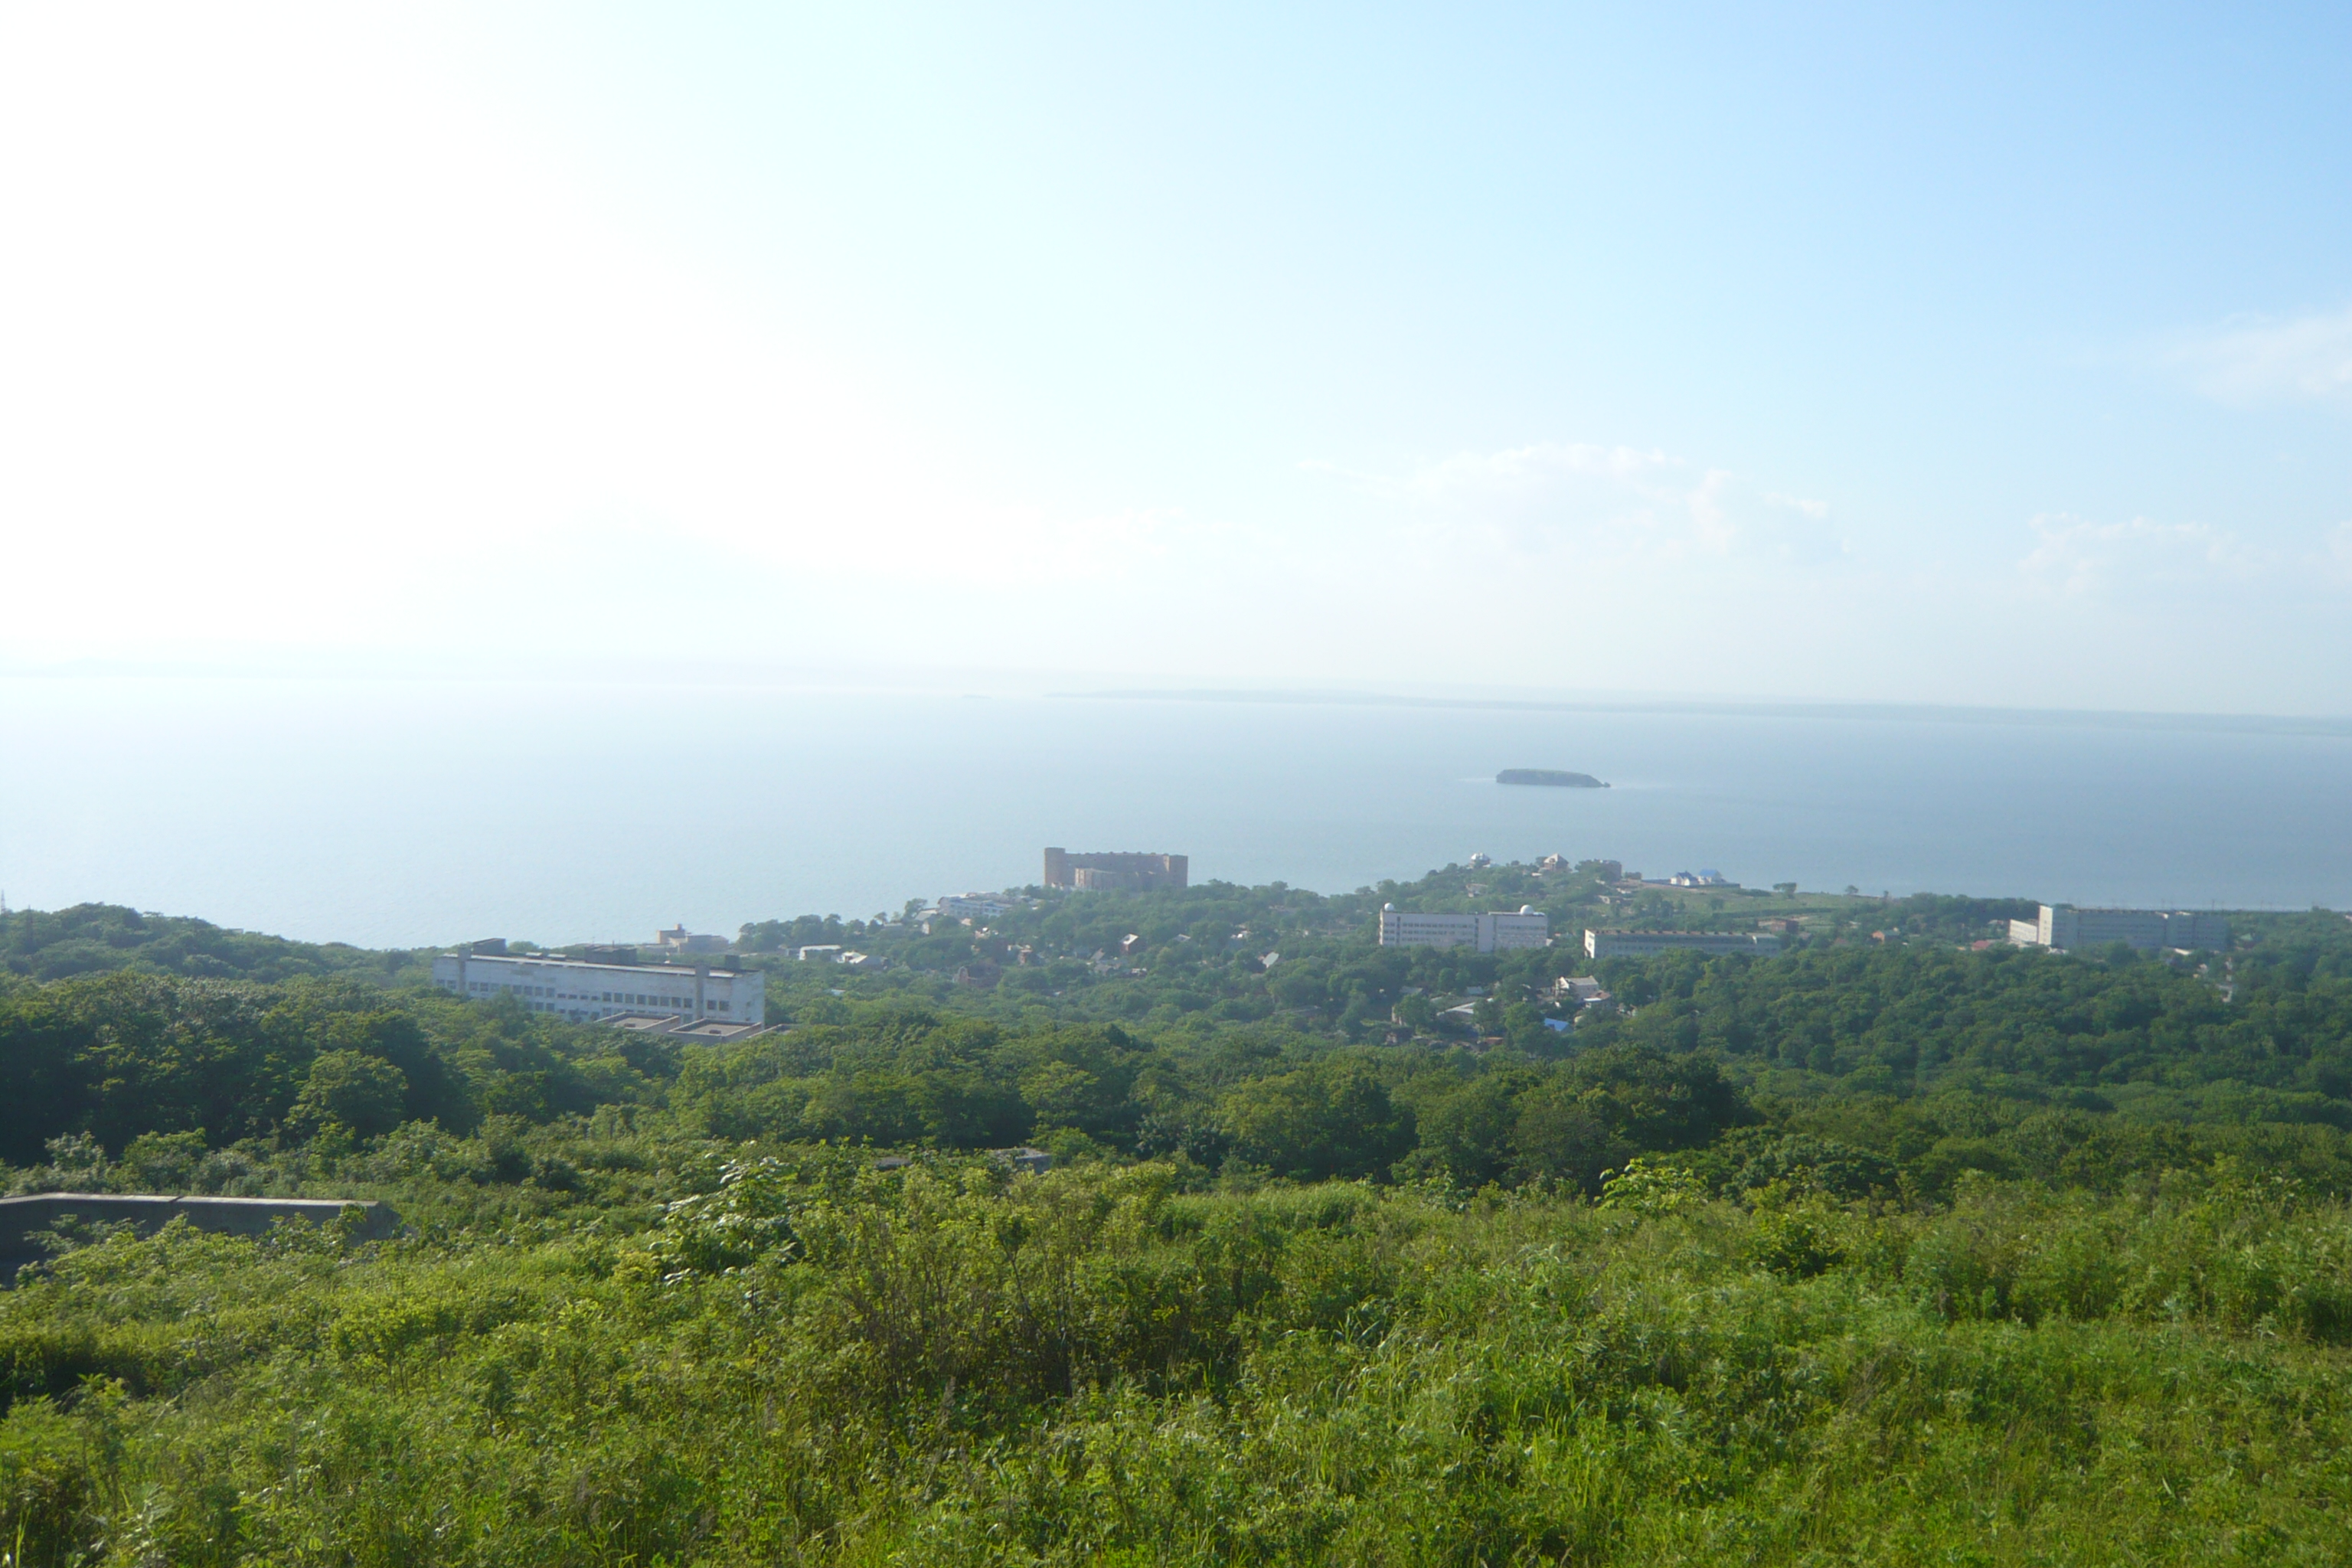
463;980;731;1013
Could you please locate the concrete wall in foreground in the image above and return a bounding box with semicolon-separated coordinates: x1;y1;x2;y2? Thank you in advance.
0;1194;400;1273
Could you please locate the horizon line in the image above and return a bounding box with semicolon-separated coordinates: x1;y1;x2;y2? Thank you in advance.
1054;688;2352;739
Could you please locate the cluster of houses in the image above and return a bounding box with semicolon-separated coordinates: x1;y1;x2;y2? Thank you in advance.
1400;972;1619;1044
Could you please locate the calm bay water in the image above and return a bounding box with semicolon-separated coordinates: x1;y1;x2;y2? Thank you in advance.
3;678;2348;948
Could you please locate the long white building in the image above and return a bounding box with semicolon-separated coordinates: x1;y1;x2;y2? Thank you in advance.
2023;904;2230;952
1377;904;1550;953
430;950;766;1027
1584;929;1784;959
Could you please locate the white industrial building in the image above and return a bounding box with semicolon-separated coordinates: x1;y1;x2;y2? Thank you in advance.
2017;904;2230;952
430;949;766;1027
1378;904;1550;953
1584;929;1785;959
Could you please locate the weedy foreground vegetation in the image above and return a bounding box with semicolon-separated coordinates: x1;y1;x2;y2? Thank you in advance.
5;890;2352;1563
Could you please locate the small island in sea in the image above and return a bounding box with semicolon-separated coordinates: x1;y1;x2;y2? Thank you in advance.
1496;768;1609;788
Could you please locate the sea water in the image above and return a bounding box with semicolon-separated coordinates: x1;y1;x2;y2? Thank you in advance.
3;678;2348;947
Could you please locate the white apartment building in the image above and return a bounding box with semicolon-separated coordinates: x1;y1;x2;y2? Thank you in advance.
430;950;766;1026
1377;904;1551;953
1584;929;1784;959
938;893;1015;919
2026;904;2230;952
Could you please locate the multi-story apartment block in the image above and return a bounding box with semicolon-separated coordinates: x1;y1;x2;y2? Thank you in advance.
654;925;729;954
2027;904;2230;952
1377;904;1551;953
1044;848;1188;892
937;893;1016;919
1583;929;1785;959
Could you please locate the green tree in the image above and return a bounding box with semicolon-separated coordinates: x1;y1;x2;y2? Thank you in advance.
119;1129;210;1190
1217;1057;1412;1180
289;1050;410;1138
1507;1084;1623;1191
1400;1073;1518;1186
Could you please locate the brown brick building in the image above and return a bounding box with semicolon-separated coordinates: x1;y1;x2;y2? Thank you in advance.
1043;848;1189;892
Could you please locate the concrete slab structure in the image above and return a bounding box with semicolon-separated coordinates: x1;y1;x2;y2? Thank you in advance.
1;1193;400;1276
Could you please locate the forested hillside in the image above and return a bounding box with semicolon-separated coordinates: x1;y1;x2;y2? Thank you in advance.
0;903;418;984
3;884;2351;1563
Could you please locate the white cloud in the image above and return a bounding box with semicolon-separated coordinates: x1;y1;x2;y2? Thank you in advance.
1309;441;1841;568
2167;307;2352;406
2017;513;2272;601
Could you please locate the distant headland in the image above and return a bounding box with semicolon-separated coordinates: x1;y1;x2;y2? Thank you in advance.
1496;769;1608;789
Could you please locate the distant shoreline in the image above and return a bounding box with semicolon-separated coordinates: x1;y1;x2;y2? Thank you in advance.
1056;688;2352;740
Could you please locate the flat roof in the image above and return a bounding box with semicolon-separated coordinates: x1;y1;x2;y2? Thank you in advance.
600;1013;770;1041
1584;928;1765;937
444;952;753;978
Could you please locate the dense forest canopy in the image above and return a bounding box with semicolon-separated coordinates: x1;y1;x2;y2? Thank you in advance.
4;874;2351;1562
0;903;417;984
5;873;2347;1201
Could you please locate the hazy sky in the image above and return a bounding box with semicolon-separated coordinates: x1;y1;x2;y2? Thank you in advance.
4;3;2349;711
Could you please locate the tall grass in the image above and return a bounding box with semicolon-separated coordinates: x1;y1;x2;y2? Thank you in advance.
5;1164;2352;1563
